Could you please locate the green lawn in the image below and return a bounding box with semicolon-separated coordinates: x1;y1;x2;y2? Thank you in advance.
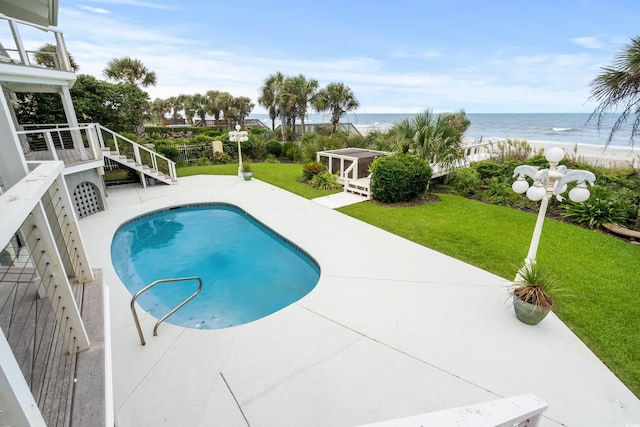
177;162;640;396
178;163;342;199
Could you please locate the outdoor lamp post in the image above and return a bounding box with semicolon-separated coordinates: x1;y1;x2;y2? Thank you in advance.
512;147;596;266
228;124;249;178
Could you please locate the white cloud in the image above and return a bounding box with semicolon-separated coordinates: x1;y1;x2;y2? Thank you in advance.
570;36;604;49
78;5;111;14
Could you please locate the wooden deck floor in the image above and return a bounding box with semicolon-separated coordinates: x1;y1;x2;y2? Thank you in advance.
0;266;107;426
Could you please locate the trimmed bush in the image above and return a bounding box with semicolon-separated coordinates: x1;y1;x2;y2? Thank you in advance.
450;167;481;195
266;140;283;157
370;153;432;203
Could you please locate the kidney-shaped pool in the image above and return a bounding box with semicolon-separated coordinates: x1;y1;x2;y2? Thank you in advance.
111;203;320;330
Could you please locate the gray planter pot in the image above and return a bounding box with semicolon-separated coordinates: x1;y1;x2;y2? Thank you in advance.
242;171;253;181
513;296;550;325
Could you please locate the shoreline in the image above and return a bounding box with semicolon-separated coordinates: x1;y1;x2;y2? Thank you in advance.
512;139;637;167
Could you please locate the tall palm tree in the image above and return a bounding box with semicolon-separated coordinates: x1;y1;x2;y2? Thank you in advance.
103;57;157;87
259;72;284;131
216;92;234;129
177;94;194;124
149;98;170;125
206;90;223;130
313;82;360;133
166;96;183;121
233;96;255;128
189;93;209;126
291;74;319;136
589;36;640;146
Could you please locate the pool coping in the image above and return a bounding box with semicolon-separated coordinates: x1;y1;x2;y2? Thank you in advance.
78;175;640;427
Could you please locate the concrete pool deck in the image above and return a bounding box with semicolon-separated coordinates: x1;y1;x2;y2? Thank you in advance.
79;175;640;426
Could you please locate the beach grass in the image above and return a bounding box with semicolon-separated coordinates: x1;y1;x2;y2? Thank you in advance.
176;162;640;397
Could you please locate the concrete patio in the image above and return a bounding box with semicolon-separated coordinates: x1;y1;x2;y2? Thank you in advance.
78;175;640;426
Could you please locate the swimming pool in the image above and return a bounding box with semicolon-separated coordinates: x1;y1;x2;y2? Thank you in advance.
110;203;320;330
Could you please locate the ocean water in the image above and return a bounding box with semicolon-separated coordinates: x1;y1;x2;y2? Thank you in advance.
248;112;636;148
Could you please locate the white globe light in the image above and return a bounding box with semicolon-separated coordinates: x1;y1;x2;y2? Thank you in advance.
545;147;565;163
512;177;530;194
569;184;590;203
526;182;546;201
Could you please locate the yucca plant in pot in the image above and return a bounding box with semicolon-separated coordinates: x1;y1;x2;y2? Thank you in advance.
241;162;253;181
511;261;561;325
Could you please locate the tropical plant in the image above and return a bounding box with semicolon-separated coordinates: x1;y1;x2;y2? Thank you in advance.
391;110;469;178
205;90;223;130
301;161;325;182
312;82;360;133
233;96;255;128
589;36;640;146
309;170;341;190
241;162;253;172
511;262;561;310
290;74;319;135
149;98;170;124
259;72;284;131
103;57;157;87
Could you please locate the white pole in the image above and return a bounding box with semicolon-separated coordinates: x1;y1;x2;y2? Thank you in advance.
236;124;243;178
525;194;550;265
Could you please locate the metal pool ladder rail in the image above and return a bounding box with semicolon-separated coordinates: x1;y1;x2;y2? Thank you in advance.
130;276;203;345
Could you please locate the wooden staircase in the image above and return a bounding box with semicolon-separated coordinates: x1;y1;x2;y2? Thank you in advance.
102;148;177;185
96;124;178;187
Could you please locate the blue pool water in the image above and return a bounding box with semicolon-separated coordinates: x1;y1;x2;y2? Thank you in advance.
110;204;320;330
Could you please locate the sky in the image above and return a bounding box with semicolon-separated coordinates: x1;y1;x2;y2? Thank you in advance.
53;0;640;114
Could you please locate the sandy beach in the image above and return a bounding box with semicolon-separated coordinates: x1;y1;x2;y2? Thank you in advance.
528;140;639;168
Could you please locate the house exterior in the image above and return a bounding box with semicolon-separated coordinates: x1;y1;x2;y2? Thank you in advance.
0;2;158;425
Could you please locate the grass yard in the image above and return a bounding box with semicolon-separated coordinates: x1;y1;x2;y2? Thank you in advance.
176;162;640;397
338;194;640;397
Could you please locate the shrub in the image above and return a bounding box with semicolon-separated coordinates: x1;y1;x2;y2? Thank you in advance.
450;167;481;195
283;141;303;161
301;161;326;182
265;154;280;163
370;153;432;203
266;140;283;157
562;192;629;229
309;170;341;190
211;151;231;164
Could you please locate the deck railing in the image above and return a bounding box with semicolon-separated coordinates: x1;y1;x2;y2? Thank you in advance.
17;125;100;165
0;13;73;72
0;161;94;426
95;124;177;179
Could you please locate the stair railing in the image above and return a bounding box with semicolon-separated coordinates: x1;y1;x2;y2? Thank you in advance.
130;276;203;345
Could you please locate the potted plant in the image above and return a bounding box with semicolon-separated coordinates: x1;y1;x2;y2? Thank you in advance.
241;162;253;181
510;262;561;325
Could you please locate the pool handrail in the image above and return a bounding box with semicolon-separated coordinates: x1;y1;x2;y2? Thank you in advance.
130;276;203;345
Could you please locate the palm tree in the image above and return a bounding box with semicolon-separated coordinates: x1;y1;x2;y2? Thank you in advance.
166;96;183;121
589;36;640;146
189;93;209;126
259;72;284;131
291;74;319;136
233;96;255;128
35;43;79;71
149;98;170;125
313;82;360;133
103;57;157;87
216;92;234;129
391;110;469;181
205;90;223;130
177;94;194;125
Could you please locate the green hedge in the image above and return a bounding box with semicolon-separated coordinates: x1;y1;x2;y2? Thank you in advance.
370;153;432;203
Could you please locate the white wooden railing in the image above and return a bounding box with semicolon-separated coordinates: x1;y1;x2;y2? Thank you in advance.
0;13;73;72
95;124;177;182
17;125;100;164
0;161;93;426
